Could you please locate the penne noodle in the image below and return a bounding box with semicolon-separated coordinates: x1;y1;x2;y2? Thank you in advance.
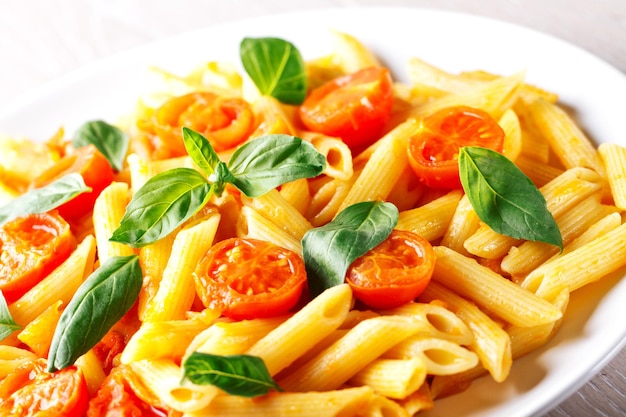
131;359;219;413
92;181;135;262
186;316;287;358
121;319;210;364
348;357;427;399
142;214;220;322
279;178;311;216
278;315;424;392
240;189;313;241
527;98;605;175
337;119;419;213
185;386;374;417
432;246;562;327
419;281;511;383
246;284;353;376
598;143;626;210
9;235;96;327
396;190;463;242
522;221;626;300
237;206;303;255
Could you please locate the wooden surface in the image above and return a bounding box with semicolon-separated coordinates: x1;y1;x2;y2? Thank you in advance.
0;1;624;415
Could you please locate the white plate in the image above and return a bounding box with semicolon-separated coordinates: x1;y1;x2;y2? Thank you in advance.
1;7;625;417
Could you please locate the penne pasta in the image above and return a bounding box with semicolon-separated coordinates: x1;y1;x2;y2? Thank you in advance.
142;213;221;322
246;284;353;376
431;246;562;327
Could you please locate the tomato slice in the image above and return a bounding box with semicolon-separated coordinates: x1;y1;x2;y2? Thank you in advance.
138;91;255;159
299;66;394;152
0;212;76;303
346;230;436;310
193;238;307;320
87;366;168;417
31;144;115;220
0;359;88;417
407;105;505;189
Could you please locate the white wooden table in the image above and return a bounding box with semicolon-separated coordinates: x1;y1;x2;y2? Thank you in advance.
0;1;624;415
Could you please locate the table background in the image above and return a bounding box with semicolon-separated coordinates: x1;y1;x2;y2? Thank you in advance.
0;1;624;416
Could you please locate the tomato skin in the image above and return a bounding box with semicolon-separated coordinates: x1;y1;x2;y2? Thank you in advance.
407;105;505;189
31;144;115;220
0;359;88;417
138;92;255;159
0;212;76;303
193;238;307;320
299;67;394;151
87;366;168;417
346;230;436;310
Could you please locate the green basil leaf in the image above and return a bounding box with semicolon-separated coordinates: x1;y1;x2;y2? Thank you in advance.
182;352;282;397
227;134;326;198
240;37;307;105
110;168;213;247
459;146;563;249
0;174;91;226
47;255;142;372
302;201;399;298
182;127;220;177
73;120;129;171
0;292;21;341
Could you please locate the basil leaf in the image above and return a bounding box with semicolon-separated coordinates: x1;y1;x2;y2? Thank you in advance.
110;168;213;247
227;134;326;198
459;146;563;249
240;37;307;105
182;127;220;177
73;120;129;171
302;201;399;297
0;174;91;226
182;352;282;397
0;292;21;341
47;255;142;372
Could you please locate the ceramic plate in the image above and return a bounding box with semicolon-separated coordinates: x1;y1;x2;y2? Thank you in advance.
1;7;625;417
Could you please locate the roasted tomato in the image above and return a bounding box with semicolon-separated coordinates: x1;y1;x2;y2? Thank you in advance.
346;230;436;309
0;212;76;303
407;105;505;189
31;144;114;220
0;359;88;417
87;366;169;417
299;66;394;152
138;91;255;159
193;237;307;320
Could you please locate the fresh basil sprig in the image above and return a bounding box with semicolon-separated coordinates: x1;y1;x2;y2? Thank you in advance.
73;120;129;171
47;255;142;372
0;174;91;226
182;352;282;397
240;37;307;105
459;146;563;249
111;128;325;247
0;292;21;341
226;133;326;197
302;201;399;297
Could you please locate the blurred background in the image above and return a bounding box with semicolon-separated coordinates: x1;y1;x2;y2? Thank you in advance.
0;0;623;104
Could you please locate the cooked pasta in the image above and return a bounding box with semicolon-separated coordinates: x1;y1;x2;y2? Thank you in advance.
0;29;623;417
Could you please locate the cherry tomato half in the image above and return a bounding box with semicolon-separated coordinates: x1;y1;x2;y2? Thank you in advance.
31;144;115;221
346;230;436;310
407;105;505;189
0;359;88;417
138;91;255;159
299;66;394;152
193;238;307;320
87;366;168;417
0;212;76;303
